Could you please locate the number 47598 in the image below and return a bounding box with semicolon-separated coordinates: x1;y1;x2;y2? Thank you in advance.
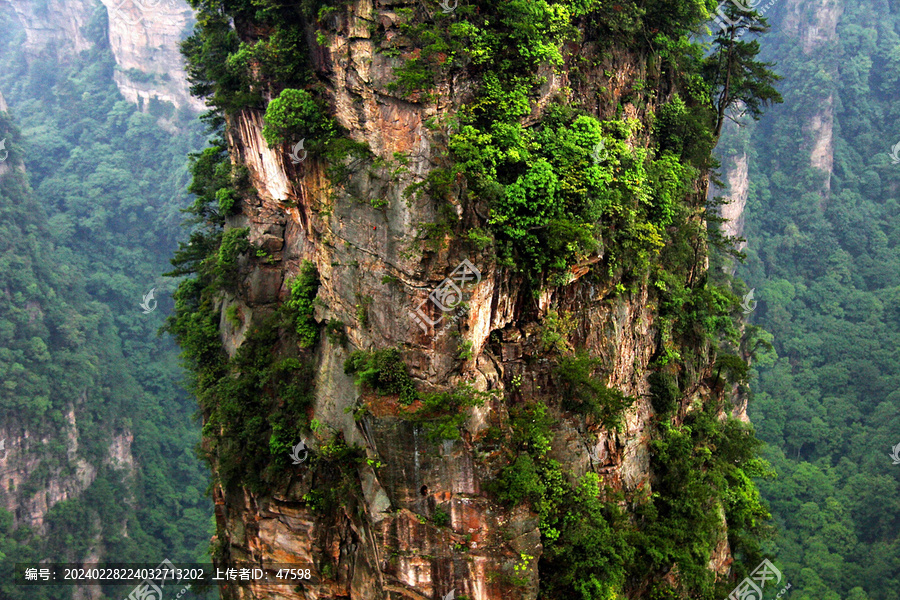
276;569;311;579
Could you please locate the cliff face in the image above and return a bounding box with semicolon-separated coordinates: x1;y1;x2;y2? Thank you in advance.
783;0;842;199
197;3;753;600
0;409;135;531
718;150;749;257
716;0;841;255
2;0;95;57
100;0;205;112
0;0;203;114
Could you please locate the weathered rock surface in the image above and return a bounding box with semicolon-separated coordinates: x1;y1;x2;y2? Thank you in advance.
0;0;203;115
207;2;740;600
784;0;843;198
0;404;135;532
718;150;749;259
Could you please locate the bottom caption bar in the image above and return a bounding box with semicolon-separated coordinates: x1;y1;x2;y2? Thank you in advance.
14;561;320;586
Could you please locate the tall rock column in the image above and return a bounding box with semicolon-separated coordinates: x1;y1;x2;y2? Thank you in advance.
783;0;843;200
171;2;774;599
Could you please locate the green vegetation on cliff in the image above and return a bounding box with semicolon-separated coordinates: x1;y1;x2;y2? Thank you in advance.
170;0;783;598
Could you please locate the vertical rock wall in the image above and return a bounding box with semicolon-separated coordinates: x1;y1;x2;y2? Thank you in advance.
207;3;737;600
783;0;843;199
0;0;203;114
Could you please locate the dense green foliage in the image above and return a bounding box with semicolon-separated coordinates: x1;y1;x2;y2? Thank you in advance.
344;348;418;405
725;2;900;598
490;398;771;599
201;314;315;491
554;351;636;430
181;0;318;114
286;260;321;347
634;405;773;595
449;109;687;279
411;387;491;442
0;7;214;599
383;0;779;288
261;88;336;147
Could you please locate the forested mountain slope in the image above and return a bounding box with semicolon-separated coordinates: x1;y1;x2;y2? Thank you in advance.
720;0;900;598
0;4;214;599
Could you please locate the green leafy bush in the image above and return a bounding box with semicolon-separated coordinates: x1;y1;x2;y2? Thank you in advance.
181;10;258;113
646;151;691;227
216;187;238;215
344;348;417;405
713;353;750;386
653;94;715;167
285;260;320;348
411;386;491;441
648;370;679;416
262;88;337;147
554;351;636;430
324;318;348;346
432;507;451;527
493;453;545;505
216;227;250;285
355;295;372;328
540;472;634;600
225;304;243;328
227;27;311;92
